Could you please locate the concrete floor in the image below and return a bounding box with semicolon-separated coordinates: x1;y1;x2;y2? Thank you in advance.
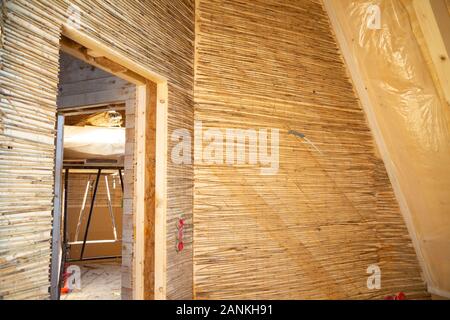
61;262;121;300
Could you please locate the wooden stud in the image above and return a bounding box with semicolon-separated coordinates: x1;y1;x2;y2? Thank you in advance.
86;49;104;58
413;0;450;107
134;85;146;299
154;82;168;300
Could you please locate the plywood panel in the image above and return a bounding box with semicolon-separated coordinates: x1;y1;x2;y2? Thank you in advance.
193;0;429;299
121;97;135;300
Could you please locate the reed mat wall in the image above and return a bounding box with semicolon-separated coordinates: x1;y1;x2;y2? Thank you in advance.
193;0;429;299
0;0;194;299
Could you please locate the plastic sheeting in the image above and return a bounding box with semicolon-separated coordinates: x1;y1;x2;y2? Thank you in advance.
326;0;450;296
63;125;125;160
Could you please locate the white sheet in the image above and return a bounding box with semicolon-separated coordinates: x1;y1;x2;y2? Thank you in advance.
63;125;125;159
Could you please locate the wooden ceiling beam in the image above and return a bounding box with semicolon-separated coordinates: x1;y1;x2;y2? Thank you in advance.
86;48;104;58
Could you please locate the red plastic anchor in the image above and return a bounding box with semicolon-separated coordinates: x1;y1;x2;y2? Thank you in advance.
176;218;185;252
385;292;406;300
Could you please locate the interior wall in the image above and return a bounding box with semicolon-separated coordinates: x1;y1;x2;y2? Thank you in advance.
193;0;429;299
324;0;450;297
0;0;194;299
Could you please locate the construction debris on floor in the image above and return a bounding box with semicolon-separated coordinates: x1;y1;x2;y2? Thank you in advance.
61;263;121;300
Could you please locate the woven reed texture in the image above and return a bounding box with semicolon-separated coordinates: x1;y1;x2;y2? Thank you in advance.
0;0;194;299
193;0;429;299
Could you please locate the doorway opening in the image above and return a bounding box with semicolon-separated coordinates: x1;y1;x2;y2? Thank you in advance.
50;28;168;300
56;50;131;299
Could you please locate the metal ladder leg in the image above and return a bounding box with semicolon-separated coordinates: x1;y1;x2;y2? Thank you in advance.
79;169;101;260
104;175;118;241
74;178;91;242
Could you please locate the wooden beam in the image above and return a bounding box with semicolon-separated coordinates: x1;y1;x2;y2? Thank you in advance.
94;57;127;73
60;105;125;116
413;0;450;106
134;81;164;299
60;36;147;86
134;85;147;299
62;24;167;84
86;48;104;58
154;82;168;300
143;81;157;300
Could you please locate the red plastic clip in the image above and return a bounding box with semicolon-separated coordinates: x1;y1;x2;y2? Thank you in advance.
176;218;185;252
385;292;406;300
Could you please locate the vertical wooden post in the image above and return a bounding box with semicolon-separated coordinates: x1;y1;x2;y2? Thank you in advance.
154;82;168;300
413;0;450;106
144;81;157;299
135;85;146;299
135;81;158;299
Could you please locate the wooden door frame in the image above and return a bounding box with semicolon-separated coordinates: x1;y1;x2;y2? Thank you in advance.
52;24;168;300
